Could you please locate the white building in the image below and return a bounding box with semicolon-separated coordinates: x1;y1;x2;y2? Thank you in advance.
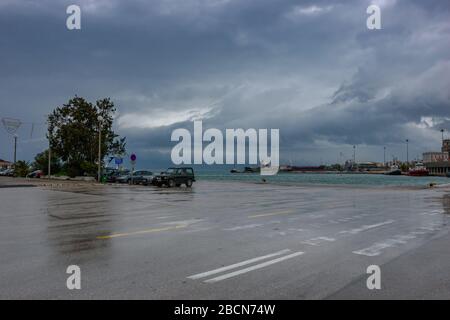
423;152;449;163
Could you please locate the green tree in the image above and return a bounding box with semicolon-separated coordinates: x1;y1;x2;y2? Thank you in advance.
32;149;61;175
47;96;126;177
14;160;30;177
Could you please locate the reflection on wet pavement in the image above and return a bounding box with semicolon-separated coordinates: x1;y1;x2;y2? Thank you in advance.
1;178;450;299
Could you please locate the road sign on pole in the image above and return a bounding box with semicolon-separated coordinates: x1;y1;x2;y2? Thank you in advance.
2;118;21;166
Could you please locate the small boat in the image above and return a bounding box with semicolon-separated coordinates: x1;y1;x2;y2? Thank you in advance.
385;165;401;175
279;165;293;172
230;167;260;173
244;166;260;173
408;163;429;176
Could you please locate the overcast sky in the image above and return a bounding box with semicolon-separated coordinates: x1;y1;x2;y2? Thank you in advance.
1;0;449;168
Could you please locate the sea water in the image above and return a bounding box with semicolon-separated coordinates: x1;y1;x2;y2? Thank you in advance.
194;169;449;187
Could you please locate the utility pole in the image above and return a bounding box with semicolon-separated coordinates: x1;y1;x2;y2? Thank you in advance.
48;133;51;179
384;146;386;166
353;145;356;163
97;116;103;182
406;139;409;164
13;135;17;164
47;126;51;179
48;148;51;178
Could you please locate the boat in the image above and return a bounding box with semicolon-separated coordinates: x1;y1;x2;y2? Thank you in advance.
408;163;429;176
289;166;326;172
244;166;260;173
279;165;293;172
384;165;401;175
230;167;260;173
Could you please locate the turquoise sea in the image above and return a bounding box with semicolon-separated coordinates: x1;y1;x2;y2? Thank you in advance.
194;170;450;187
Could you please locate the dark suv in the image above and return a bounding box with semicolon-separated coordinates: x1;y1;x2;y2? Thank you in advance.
152;167;195;188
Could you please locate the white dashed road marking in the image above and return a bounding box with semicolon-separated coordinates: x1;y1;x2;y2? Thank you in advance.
204;251;304;283
223;224;264;231
301;237;335;246
188;249;304;283
339;220;395;235
188;249;291;280
352;223;444;256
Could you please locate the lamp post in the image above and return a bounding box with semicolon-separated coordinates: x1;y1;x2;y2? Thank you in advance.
47;125;52;179
353;145;356;162
384;146;386;167
13;134;17;164
406;139;409;164
97;115;103;182
48;138;51;179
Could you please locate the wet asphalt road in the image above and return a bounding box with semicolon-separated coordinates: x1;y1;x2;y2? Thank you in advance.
1;177;450;299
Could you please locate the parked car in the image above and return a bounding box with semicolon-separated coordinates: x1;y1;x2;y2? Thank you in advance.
0;168;14;177
104;169;129;183
116;172;131;184
130;170;154;185
152;167;195;188
116;170;154;185
26;170;43;178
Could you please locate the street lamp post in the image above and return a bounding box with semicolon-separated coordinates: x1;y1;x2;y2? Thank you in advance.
97;115;103;182
48;143;51;179
406;139;409;164
353;145;356;162
47;128;51;179
13;135;17;164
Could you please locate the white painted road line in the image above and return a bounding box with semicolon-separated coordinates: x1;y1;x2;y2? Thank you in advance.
420;210;444;216
352;233;419;256
301;237;335;246
339;220;395;235
187;249;291;280
204;251;305;283
223;223;264;231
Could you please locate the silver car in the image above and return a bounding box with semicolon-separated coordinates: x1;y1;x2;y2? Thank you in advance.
117;170;154;185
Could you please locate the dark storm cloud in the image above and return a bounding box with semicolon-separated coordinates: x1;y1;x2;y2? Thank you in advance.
0;0;449;166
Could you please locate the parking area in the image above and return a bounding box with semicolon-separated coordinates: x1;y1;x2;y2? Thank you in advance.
1;177;450;299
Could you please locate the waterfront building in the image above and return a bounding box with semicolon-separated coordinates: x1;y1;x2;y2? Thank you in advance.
442;139;450;153
423;152;449;163
426;161;450;176
423;140;450;176
356;162;384;171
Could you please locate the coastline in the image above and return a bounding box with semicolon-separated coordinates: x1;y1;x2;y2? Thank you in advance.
2;175;450;192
